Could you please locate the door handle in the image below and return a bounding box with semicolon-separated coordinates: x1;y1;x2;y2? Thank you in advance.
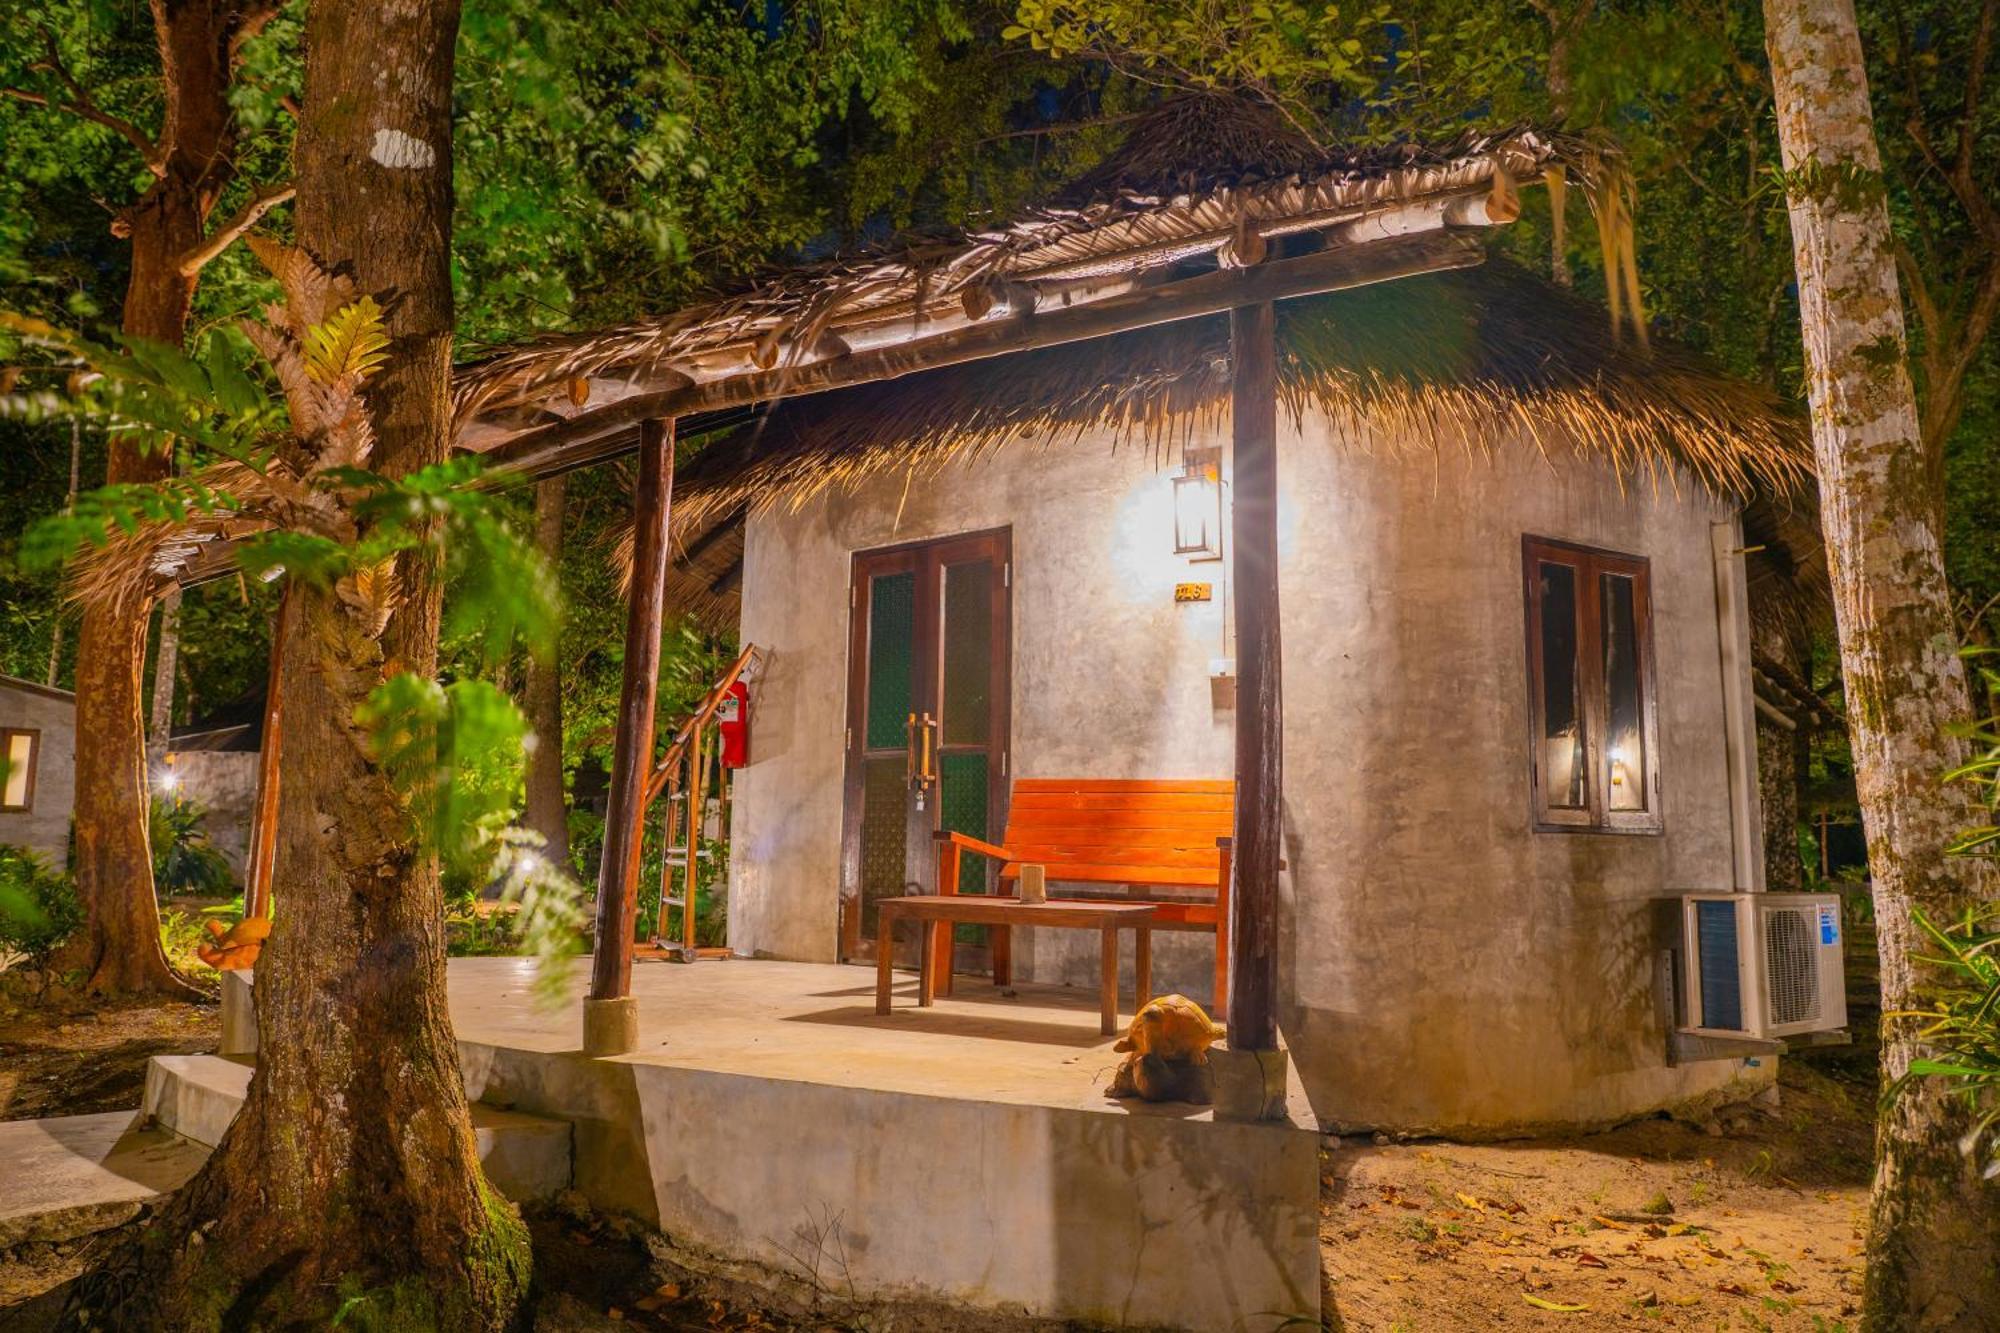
907;711;938;808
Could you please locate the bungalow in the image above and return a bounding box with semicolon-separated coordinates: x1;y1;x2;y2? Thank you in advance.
449;97;1826;1138
0;674;75;870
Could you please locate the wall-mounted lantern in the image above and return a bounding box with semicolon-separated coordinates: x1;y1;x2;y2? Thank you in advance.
1173;447;1224;561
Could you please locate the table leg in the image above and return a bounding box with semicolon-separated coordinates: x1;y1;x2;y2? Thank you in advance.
918;912;936;1008
1100;926;1118;1036
875;911;895;1015
933;921;955;998
1135;927;1152;1009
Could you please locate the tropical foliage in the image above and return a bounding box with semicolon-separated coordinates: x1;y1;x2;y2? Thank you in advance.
149;797;235;898
1891;909;2000;1180
0;843;82;979
6;238;589;1000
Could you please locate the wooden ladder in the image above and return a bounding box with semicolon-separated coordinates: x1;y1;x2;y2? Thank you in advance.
643;643;759;962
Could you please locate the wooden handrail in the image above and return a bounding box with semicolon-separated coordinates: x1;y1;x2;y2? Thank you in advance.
644;643;760;806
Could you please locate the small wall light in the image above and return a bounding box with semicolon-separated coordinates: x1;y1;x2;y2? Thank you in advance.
1173;447;1224;561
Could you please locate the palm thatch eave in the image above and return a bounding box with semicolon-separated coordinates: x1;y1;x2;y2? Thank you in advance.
634;258;1814;632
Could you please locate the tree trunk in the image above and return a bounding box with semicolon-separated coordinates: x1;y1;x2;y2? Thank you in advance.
523;476;570;868
1765;2;2000;1327
148;588;182;751
71;1;529;1326
46;417;80;687
61;0;242;997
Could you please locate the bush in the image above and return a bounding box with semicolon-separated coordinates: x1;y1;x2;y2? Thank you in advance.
0;844;84;977
1891;909;2000;1180
151;797;237;897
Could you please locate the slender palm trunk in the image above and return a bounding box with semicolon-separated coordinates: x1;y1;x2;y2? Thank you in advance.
523;476;570;867
71;1;529;1325
148;589;181;750
46;418;80;687
1765;2;2000;1326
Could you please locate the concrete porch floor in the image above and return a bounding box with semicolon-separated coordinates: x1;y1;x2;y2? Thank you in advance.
447;954;1313;1121
440;954;1322;1330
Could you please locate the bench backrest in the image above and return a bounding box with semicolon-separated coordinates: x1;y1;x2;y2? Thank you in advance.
999;778;1234;895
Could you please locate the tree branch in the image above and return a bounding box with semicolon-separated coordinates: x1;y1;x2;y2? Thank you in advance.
1957;0;1996;185
229;2;288;63
177;179;295;277
2;29;163;175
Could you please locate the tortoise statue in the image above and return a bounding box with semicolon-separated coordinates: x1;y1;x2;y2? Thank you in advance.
1107;993;1223;1105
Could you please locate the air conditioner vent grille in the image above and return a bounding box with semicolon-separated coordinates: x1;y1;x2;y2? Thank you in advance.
1764;906;1820;1028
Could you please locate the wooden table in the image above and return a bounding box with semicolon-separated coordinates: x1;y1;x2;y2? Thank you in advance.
874;896;1156;1035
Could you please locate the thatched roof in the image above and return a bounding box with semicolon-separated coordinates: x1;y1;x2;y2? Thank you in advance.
641;257;1814;630
451;96;1598;459
449;92;1808;631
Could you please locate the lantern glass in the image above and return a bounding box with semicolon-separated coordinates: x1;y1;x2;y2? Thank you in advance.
1173;455;1223;560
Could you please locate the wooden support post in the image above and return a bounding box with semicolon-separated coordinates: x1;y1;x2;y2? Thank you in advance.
244;588;293;921
1226;302;1282;1051
590;417;675;1010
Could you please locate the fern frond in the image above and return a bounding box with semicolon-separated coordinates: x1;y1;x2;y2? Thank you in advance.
303;297;390;386
336;559;402;636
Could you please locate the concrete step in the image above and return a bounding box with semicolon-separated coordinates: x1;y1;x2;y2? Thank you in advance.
141;1054;571;1201
0;1110;208;1248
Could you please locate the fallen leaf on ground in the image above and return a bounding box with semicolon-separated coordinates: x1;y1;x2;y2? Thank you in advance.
1522;1295;1591;1312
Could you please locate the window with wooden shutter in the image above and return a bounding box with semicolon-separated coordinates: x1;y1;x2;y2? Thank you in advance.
1523;537;1661;833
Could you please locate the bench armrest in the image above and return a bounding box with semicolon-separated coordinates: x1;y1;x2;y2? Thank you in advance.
933;829;1014;862
1215;836;1283;870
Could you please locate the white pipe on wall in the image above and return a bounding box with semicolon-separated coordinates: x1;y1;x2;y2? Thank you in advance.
1711;517;1766;892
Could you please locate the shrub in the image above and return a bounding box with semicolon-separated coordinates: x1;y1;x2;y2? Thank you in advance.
1891;909;2000;1180
151;797;238;897
0;844;84;979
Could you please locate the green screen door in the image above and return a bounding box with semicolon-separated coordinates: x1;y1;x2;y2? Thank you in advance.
840;528;1011;964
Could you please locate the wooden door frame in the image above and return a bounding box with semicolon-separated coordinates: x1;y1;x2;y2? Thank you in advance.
838;526;1013;960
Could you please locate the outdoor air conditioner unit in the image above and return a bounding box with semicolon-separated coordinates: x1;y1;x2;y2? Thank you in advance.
1678;892;1847;1041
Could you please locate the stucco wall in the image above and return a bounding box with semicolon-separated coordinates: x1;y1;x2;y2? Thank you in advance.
731;411;1771;1133
0;679;76;870
164;750;258;877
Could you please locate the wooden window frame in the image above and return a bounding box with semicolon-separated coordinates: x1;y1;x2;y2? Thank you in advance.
1522;536;1662;835
0;727;40;813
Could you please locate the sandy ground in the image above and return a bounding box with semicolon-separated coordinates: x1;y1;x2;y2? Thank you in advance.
0;987;220;1123
1323;1053;1874;1332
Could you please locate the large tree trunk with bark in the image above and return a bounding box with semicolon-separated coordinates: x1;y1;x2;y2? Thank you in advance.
1765;2;2000;1327
71;1;529;1326
523;476;570;868
61;0;244;996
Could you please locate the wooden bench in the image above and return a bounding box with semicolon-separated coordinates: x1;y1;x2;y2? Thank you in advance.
931;778;1235;1017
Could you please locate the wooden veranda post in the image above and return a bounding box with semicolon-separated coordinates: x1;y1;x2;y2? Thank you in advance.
244;587;293;921
1226;302;1282;1057
586;416;675;1054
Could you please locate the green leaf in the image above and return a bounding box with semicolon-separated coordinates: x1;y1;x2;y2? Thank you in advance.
303;296;390;385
